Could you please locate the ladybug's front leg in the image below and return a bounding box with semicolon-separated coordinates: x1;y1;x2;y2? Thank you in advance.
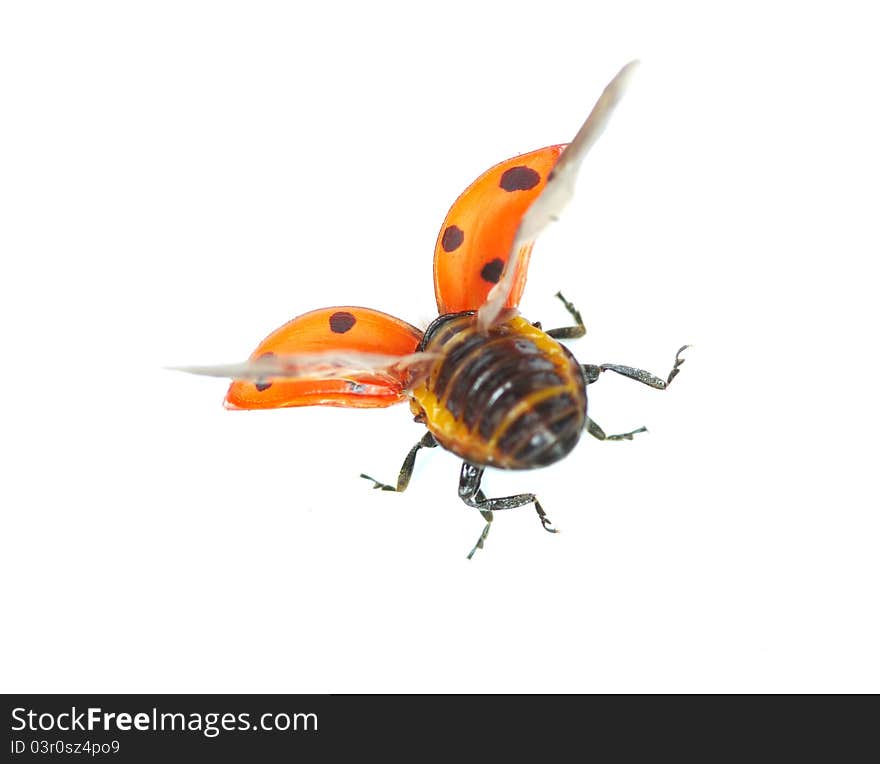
544;291;587;339
360;431;437;492
458;463;557;560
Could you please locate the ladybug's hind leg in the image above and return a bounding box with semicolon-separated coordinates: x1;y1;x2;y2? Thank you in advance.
458;463;557;560
467;506;493;561
583;346;690;441
586;418;648;442
360;432;437;492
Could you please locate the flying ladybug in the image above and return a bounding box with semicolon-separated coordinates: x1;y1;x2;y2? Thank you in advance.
177;61;689;558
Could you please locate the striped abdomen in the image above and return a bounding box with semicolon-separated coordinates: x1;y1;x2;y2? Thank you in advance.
410;313;587;469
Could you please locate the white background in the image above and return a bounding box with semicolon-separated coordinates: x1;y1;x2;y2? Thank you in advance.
2;1;878;693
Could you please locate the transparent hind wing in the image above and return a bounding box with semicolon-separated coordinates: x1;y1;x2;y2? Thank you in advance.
174;305;429;410
172;349;439;410
173;350;436;384
477;60;640;333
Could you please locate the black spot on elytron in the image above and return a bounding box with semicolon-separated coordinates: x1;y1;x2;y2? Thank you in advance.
347;382;366;393
499;165;540;192
480;258;504;284
547;169;556;182
255;352;275;392
329;311;357;334
441;225;464;252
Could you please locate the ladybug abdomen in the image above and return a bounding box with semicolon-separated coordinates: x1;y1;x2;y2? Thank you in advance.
411;313;587;469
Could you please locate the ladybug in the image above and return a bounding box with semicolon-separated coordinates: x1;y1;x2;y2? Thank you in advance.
178;61;689;558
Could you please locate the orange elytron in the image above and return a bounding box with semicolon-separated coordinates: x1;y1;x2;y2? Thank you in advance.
433;145;565;315
178;62;690;558
225;307;424;410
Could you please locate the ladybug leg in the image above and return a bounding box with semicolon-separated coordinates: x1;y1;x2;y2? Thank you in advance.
586;417;648;442
582;345;690;389
583;346;689;441
458;462;557;559
545;291;586;339
360;432;437;492
467;505;494;561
